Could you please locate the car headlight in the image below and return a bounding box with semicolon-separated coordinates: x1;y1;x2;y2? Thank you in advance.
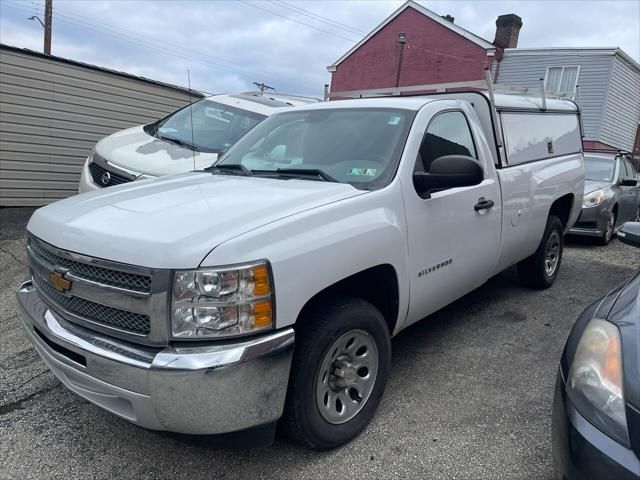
566;318;629;445
583;190;605;208
171;261;273;338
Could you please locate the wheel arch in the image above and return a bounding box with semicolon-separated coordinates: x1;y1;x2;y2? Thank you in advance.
295;264;400;336
549;193;575;231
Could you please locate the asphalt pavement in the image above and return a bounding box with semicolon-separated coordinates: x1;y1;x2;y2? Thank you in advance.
1;206;639;479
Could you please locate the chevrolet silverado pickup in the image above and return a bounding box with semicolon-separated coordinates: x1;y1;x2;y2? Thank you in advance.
17;91;584;449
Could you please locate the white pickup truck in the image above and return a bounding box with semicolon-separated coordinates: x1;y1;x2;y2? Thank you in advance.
17;91;584;449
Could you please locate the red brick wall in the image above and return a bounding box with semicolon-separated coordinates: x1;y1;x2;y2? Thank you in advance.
583;140;617;153
330;8;493;94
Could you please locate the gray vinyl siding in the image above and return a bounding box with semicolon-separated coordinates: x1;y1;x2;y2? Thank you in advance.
600;56;640;151
0;46;203;207
496;52;613;143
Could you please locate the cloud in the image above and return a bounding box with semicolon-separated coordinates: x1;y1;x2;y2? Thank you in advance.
1;0;638;98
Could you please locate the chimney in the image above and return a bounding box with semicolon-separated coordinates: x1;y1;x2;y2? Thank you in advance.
493;14;522;49
441;14;455;23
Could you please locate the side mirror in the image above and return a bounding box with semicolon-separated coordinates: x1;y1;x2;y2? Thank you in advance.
620;178;638;187
617;222;640;248
413;155;483;197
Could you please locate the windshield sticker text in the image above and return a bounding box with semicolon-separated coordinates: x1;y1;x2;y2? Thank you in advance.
349;168;377;176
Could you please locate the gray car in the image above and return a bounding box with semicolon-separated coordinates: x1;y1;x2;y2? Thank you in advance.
569;153;640;244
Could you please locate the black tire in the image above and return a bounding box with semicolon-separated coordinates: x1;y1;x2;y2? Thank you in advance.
518;215;564;289
597;210;616;246
282;295;391;450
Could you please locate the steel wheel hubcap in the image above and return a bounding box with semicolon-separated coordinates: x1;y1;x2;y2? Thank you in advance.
316;329;378;424
545;231;561;277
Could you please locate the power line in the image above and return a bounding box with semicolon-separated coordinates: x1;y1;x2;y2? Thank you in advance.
4;1;318;92
268;0;366;36
237;0;359;43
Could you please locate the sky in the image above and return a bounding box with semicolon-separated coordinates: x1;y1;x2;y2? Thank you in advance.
0;0;638;97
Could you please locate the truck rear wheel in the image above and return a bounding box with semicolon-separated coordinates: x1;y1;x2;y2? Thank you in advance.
282;296;391;450
518;215;564;289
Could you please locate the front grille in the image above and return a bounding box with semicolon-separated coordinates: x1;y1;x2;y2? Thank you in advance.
29;237;151;293
33;273;151;335
89;162;132;188
574;221;598;229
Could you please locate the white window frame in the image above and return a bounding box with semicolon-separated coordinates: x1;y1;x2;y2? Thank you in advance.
544;65;581;97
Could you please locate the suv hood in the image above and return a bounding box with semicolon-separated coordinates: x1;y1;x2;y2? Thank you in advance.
28;173;365;268
584;179;611;194
96;126;218;177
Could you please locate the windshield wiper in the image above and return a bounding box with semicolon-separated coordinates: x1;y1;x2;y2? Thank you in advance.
266;168;339;183
157;134;199;151
205;163;252;176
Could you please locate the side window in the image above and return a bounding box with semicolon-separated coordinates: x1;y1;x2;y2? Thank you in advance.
624;160;636;180
616;159;626;182
416;111;477;173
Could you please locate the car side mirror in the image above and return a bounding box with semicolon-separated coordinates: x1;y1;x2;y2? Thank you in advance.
620;178;638;187
617;222;640;248
413;155;483;198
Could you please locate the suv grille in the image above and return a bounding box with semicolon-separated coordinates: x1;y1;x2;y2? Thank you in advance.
89;162;132;188
29;237;152;293
33;272;151;334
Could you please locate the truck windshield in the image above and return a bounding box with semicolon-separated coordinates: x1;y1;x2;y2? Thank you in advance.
148;100;267;154
214;108;415;189
584;156;615;182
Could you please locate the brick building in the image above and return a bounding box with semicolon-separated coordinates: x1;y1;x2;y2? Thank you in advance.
327;0;640;156
327;1;521;96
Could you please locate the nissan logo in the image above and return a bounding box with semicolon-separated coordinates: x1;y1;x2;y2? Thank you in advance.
100;171;111;186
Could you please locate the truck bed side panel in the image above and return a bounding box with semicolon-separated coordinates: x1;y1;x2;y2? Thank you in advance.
494;153;583;274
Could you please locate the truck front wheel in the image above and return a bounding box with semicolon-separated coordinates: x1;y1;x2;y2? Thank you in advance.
282;296;391;450
518;215;564;289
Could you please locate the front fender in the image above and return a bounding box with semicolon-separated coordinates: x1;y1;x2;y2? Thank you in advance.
201;184;409;332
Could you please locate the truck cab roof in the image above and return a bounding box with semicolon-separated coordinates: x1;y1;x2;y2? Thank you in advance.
295;92;578;113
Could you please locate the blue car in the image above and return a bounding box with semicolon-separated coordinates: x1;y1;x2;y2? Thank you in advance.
553;222;640;479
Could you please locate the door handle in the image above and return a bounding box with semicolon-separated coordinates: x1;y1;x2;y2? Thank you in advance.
474;197;495;211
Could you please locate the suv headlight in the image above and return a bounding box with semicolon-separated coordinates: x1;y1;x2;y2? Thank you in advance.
583;190;605;208
171;261;273;338
566;318;629;445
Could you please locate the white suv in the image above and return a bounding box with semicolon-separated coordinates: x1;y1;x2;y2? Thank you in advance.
78;92;318;192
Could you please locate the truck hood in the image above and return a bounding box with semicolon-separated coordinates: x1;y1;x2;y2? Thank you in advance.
27;173;366;268
584;179;611;195
96;126;218;177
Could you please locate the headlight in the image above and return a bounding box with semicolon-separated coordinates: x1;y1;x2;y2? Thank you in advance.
583;190;605;208
171;261;273;338
566;318;629;445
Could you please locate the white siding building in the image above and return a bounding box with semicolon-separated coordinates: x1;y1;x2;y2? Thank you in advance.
0;44;204;207
496;48;640;155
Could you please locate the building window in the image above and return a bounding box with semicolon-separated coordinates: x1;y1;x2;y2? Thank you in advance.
544;66;580;97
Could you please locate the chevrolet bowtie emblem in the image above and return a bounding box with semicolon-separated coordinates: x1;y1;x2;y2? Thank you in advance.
48;271;71;293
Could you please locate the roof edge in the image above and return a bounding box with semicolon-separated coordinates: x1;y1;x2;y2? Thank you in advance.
0;43;206;96
503;47;640;73
327;0;495;71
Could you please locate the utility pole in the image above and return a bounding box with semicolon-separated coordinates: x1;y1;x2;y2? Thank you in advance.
253;82;275;92
44;0;52;55
395;32;407;88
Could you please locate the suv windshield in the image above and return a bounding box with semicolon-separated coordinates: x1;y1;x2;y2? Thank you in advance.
584;156;615;182
215;108;414;189
148;99;267;153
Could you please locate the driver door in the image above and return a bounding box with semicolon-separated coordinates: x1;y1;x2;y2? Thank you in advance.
402;106;502;326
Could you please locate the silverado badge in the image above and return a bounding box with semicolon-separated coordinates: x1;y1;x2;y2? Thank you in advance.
48;271;71;293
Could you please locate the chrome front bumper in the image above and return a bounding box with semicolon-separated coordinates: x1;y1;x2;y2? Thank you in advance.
16;280;295;435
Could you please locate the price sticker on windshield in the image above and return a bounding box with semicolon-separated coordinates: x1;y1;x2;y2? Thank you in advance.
349;168;377;177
